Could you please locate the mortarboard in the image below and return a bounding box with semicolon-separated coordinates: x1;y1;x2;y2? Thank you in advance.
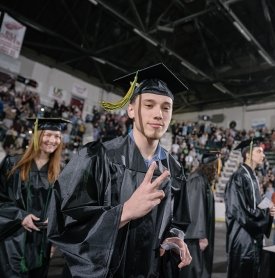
201;151;220;165
101;63;188;111
201;150;222;176
234;137;264;151
28;118;71;151
28;118;71;131
234;137;265;163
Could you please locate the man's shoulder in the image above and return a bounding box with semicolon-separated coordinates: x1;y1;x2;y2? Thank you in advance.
233;164;251;177
166;152;185;178
102;135;128;151
227;164;250;187
166;151;181;166
80;135;129;157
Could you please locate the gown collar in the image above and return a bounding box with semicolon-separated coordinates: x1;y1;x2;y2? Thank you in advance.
129;130;166;168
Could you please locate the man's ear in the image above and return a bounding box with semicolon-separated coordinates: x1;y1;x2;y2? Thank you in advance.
127;104;134;119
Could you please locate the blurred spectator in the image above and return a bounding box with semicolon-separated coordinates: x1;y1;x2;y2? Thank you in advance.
0;97;4;120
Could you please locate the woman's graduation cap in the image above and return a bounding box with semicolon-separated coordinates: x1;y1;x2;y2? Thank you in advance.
201;150;222;176
28;118;71;131
101;63;188;111
28;118;71;151
201;151;220;164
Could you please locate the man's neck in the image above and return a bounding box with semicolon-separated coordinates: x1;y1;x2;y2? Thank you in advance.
244;160;256;171
132;129;159;160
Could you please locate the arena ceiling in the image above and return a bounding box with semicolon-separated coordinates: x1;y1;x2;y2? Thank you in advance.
1;0;275;114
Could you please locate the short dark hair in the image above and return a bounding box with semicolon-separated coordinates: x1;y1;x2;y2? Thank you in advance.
241;146;250;161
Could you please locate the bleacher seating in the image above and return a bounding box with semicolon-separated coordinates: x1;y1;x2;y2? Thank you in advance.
215;146;242;202
265;151;275;168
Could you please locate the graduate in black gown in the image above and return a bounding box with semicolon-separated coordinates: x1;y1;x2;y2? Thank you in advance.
224;138;275;278
47;63;192;278
0;118;69;278
179;151;220;278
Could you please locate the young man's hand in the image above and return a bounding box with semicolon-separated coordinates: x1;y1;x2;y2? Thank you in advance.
120;161;169;227
160;237;192;268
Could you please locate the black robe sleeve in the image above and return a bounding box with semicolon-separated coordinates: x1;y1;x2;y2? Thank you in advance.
168;156;191;232
47;142;123;278
184;173;207;239
0;155;29;241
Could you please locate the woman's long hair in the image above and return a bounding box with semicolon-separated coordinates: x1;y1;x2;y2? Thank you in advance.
9;130;63;183
198;160;217;183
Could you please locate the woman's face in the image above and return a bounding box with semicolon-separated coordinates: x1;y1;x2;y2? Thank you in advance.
40;130;62;154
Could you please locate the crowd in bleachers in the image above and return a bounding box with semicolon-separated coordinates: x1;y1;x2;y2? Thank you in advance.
1;88;275;194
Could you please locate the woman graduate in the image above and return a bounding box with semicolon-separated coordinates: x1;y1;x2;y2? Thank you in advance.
0;118;69;278
47;63;192;278
180;151;220;278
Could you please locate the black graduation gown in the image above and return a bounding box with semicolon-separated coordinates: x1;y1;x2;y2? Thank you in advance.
0;155;52;277
47;134;191;278
224;164;273;278
179;170;215;278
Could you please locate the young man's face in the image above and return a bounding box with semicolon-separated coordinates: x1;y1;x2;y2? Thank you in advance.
128;92;173;141
251;146;265;165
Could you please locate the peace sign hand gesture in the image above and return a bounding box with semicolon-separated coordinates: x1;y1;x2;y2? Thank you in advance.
120;161;170;228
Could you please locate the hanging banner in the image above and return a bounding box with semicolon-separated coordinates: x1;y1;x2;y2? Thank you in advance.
251;118;266;129
72;83;88;98
0;13;26;59
48;86;68;102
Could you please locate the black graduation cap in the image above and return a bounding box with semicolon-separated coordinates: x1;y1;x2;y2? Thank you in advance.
201;151;220;164
28;118;71;152
28;118;71;131
101;63;188;111
234;137;264;151
201;150;222;175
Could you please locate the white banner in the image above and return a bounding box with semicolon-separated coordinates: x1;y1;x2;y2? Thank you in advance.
72;83;88;98
251;118;266;129
48;86;67;102
0;13;26;59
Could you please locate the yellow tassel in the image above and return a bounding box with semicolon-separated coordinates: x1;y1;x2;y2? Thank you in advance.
33;118;39;152
217;156;222;176
249;138;253;163
101;72;138;111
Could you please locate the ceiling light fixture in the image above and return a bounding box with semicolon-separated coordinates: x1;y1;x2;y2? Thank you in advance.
213;82;228;94
181;61;198;75
233;21;251;42
133;28;158;47
258;50;274;66
91;56;106;65
88;0;98;5
156;25;174;33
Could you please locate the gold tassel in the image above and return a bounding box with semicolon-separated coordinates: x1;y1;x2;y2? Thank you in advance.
33;118;39;152
249;138;253;163
101;72;138;111
217;156;222;176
